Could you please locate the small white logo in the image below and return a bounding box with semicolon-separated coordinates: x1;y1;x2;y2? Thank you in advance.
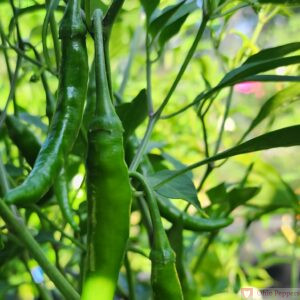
241;288;253;299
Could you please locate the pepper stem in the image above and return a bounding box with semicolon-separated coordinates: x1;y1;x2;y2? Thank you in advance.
93;9;114;118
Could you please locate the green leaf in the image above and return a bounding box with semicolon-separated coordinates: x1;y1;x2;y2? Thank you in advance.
242;75;300;82
258;0;300;4
157;125;300;188
218;56;300;88
148;154;168;172
161;152;193;179
158;1;199;49
228;186;261;210
116;89;147;139
208;125;300;162
243;42;300;65
149;1;185;39
247;161;299;210
140;0;160;19
242;84;300;139
206;183;227;204
19;112;47;132
148;169;201;209
207;183;260;210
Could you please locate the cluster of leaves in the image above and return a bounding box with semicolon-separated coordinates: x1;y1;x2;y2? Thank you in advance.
0;0;300;299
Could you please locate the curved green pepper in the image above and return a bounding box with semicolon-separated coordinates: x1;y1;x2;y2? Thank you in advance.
158;195;232;231
5;0;88;206
168;217;200;299
81;9;132;300
130;171;183;300
5;114;41;167
54;167;79;232
5;114;79;230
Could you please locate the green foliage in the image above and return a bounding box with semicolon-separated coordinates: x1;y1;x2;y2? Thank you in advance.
0;0;299;299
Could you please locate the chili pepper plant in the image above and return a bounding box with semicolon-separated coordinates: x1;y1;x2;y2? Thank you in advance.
0;0;299;299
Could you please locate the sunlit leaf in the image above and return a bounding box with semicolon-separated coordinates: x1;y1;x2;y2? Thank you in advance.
243;42;300;64
148;169;200;209
242;84;300;139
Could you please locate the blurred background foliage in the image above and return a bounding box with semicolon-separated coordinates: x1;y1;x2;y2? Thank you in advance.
0;0;299;299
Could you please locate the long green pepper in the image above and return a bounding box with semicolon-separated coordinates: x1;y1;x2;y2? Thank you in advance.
82;9;132;300
130;171;183;300
54;167;79;232
5;114;41;167
5;0;88;206
5;114;78;229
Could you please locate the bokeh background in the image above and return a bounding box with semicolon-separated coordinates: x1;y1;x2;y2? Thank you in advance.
0;0;299;299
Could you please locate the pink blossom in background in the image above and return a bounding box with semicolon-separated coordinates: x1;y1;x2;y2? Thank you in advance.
234;81;265;98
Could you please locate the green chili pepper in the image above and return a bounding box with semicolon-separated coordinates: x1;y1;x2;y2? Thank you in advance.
125;137;233;231
129;171;183;300
82;60;96;132
168;217;200;299
54;167;79;232
158;195;232;231
81;9;132;300
5;114;41;167
4;0;88;206
5;114;79;230
0;227;4;250
72;60;96;159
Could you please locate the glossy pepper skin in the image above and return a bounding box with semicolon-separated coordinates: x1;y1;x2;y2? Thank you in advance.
81;10;132;300
54;167;79;232
5;115;41;167
126;136;233;231
5;0;88;206
130;172;183;300
5;115;78;227
168;218;200;299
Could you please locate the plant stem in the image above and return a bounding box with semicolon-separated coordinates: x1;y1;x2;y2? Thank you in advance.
291;213;299;289
130;15;209;171
129;116;156;171
192;232;217;273
0;155;10;194
30;204;85;251
124;253;136;300
0;156;79;300
22;252;53;300
0;20;13;81
214;87;233;154
156;15;209;118
0;55;22;129
0;200;80;299
49;7;60;70
103;0;126;98
146;32;153;115
118;27;141;96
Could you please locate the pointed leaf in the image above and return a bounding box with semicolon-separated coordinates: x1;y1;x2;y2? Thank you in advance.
115;89;147;139
158;1;199;49
243;84;300;138
243;42;300;65
241;75;300;82
140;0;160;19
258;0;300;4
156;125;300;188
228;186;261;210
206;183;227;204
149;1;185;39
148;169;201;209
208;125;300;162
218;56;300;88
